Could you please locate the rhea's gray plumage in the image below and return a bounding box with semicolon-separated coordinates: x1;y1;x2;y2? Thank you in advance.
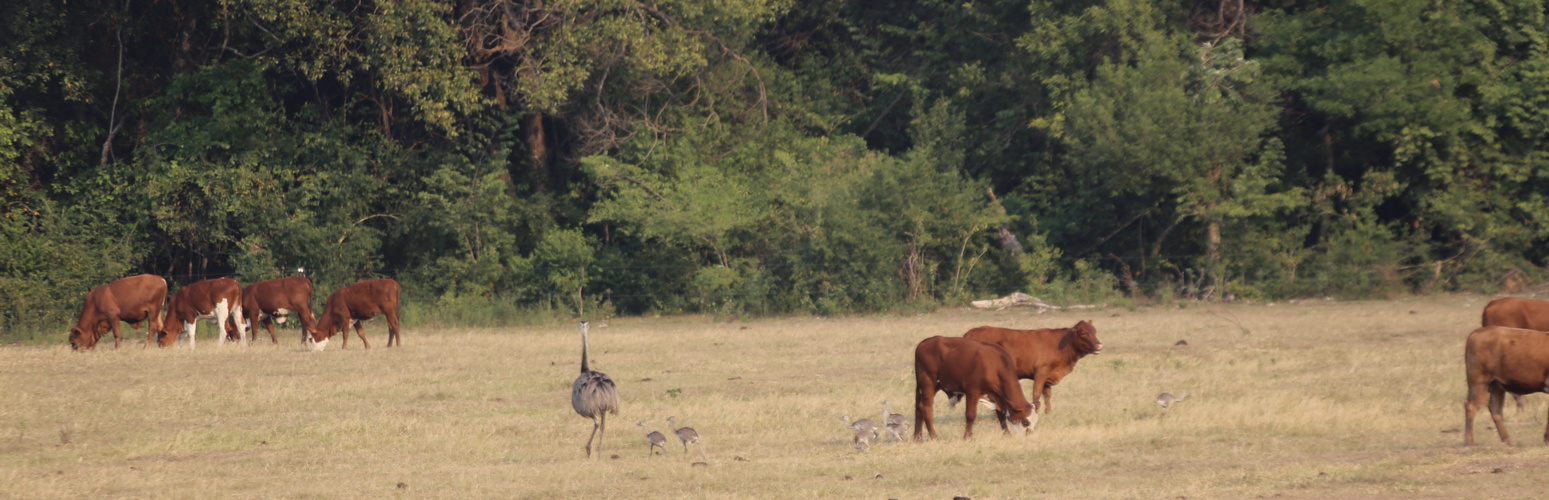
853;427;873;452
666;416;707;461
637;421;668;458
1156;392;1189;410
572;321;619;458
881;400;906;427
840;415;877;438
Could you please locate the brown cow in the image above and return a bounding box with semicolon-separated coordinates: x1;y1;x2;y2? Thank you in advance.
1481;297;1548;410
913;336;1036;440
305;279;401;351
1482;298;1549;331
1463;326;1549;446
68;274;168;351
156;277;247;349
232;276;318;345
963;320;1103;414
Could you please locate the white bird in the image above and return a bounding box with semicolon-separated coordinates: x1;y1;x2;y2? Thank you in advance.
572;321;619;458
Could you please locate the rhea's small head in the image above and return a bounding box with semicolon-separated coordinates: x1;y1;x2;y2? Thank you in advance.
579;321;589;335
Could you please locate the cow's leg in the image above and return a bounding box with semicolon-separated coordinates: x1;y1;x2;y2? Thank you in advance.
1543;400;1549;444
127;321;142;348
214;299;230;347
914;374;936;441
231;304;248;346
263;317;278;345
184;321;197;350
1030;374;1051;413
1489;384;1512;445
1042;383;1054;414
385;309;401;347
963;390;981;439
353;319;370;349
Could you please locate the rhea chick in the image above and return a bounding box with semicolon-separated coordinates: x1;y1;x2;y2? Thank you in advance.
1156;392;1189;410
666;416;707;461
637;421;668;458
840;415;878;438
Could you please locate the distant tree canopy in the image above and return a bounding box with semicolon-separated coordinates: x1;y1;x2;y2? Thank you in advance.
4;0;1548;334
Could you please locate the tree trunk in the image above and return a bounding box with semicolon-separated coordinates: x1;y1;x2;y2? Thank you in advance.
1206;215;1222;294
524;112;549;189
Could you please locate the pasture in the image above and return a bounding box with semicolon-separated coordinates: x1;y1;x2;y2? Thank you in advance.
2;295;1547;498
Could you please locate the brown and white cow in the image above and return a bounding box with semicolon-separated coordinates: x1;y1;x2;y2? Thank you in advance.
68;274;168;351
156;277;247;349
305;279;401;351
232;276;318;345
913;336;1036;440
963;320;1103;414
1464;326;1549;446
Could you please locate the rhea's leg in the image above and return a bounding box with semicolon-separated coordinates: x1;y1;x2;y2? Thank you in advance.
583;418;599;458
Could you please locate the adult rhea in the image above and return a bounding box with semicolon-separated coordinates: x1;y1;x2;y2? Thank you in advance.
572;321;619;458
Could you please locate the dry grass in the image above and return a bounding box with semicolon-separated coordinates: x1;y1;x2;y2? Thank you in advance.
2;295;1548;499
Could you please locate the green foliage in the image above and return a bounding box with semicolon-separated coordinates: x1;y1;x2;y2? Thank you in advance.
7;0;1549;338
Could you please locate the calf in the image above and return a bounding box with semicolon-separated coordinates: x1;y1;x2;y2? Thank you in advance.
1464;326;1549;446
156;277;246;349
964;320;1103;414
68;274;168;351
305;279;401;351
236;276;318;345
913;336;1035;440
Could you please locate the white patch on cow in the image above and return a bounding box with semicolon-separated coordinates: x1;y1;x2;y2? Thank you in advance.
274;308;291;324
214;298;230;347
307;337;329;352
183;321;198;350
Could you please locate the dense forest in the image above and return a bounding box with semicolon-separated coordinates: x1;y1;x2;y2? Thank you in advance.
4;0;1548;337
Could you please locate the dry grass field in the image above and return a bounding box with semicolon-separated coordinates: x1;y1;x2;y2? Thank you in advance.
3;295;1548;499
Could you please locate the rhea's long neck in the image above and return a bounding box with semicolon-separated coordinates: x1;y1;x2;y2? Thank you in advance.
580;329;590;374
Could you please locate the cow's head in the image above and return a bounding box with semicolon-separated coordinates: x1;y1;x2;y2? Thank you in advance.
304;322;333;352
1005;402;1036;431
1068;320;1102;355
68;327;92;351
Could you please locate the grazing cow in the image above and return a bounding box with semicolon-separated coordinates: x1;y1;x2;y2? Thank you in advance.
963;320;1103;414
233;276;318;345
305;279;401;351
913;336;1035;440
156;277;247;348
1463;326;1549;446
68;274;168;351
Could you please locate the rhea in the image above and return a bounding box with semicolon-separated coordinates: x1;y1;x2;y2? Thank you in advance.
881;400;906;440
840;415;877;438
1156;392;1189;411
572;321;619;458
666;416;707;461
637;421;668;458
